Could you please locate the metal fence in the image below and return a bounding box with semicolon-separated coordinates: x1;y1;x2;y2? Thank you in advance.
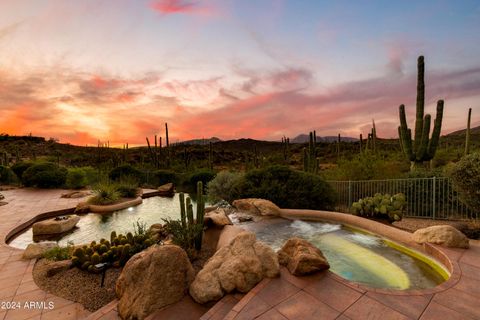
328;177;476;220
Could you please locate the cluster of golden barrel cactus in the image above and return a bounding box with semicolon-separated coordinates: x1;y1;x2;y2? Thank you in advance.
71;230;154;272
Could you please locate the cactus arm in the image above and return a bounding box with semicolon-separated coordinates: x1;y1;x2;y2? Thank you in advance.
427;100;444;160
186;197;194;226
398;104;414;160
417;114;431;161
414;56;425;154
194;181;205;251
179;192;186;229
303;147;308;172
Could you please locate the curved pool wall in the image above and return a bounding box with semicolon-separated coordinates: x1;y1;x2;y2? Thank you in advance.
8;194;200;249
278;209;459;293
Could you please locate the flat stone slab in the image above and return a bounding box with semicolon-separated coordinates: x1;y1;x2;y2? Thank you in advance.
89;197;142;213
32;215;80;235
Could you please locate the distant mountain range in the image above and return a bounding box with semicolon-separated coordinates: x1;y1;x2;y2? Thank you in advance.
176;137;222;145
290;134;359;143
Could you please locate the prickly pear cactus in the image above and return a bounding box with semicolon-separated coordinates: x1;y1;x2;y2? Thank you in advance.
351;193;406;222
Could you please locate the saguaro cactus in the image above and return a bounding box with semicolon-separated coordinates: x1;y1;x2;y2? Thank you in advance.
398;56;444;169
465;108;472;156
303;131;318;173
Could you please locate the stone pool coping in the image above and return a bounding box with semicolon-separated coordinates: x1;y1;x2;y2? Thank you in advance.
88;196;143;214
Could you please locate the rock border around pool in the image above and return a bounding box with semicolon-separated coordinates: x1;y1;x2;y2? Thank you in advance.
81;197;143;214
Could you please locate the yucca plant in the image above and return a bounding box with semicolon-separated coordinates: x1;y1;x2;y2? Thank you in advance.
89;181;121;205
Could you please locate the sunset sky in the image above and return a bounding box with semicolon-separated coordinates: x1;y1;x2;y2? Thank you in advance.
1;0;479;146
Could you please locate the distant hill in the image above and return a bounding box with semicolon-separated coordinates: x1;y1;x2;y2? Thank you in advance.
446;125;480;136
176;137;222;145
291;134;358;143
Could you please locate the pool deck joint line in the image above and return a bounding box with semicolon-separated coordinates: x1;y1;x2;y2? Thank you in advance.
1;188;480;320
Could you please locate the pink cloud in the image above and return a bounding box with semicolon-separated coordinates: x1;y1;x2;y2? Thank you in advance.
149;0;214;16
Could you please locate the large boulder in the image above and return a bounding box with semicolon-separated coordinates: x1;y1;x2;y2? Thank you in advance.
116;245;194;320
32;215;80;236
22;242;58;259
413;225;469;249
189;231;279;304
278;237;330;276
158;183;174;197
232;198;281;216
204;208;232;228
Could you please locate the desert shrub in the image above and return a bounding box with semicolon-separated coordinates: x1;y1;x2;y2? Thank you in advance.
115;177;139;198
151;170;177;187
81;166;100;185
22;162;67;188
351;193;406;222
162;218;203;258
207;171;243;203
65;168;87;189
234;165;336;210
108;164;142;182
89;181;121;205
11;162;33;180
449;153;480;215
0;165;18;184
43;241;74;261
187;170;216;192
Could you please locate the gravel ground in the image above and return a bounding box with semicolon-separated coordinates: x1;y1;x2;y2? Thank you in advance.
33;259;121;312
393;217;480;239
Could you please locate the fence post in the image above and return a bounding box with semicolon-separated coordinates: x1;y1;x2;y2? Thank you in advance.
432;177;436;220
348;180;352;209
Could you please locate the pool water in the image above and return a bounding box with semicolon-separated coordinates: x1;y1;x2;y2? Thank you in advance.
9;195;193;249
243;219;448;290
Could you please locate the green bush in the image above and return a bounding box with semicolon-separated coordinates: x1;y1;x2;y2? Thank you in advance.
81;166;100;185
109;164;142;182
11;162;33;180
22;162;67;188
351;193;406;222
116;177;139;198
188;170;216;191
66;168;87;189
234;165;336;210
43;241;74;261
151;170;177;187
89;181;121;205
207;171;243;203
0;165;18;184
449;153;480;215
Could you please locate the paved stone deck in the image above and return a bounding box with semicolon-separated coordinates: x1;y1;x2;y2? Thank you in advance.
1;188;479;320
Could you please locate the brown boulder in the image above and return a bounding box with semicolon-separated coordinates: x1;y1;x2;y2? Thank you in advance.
232;198;281;216
413;225;469;248
61;190;92;199
278;237;330;276
116;245;194;320
46;260;73;277
189;231;279;304
158;183;174;197
204;208;232;228
22;242;58;260
32;215;80;236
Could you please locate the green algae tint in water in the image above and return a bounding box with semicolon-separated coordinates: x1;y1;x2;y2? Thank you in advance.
8;195;195;249
249;220;447;290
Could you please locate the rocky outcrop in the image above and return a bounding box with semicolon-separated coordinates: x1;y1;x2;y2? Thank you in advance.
116;245;194;320
413;225;469;248
148;223;168;242
22;242;59;259
204;208;232;228
277;237;330;276
32;215;80;236
189;231;279;304
232;198;281;216
158;183;174;197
